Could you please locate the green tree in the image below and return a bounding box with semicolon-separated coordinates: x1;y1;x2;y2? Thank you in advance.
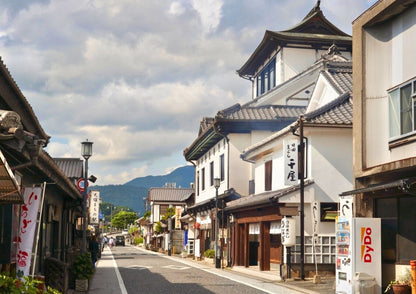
111;211;137;229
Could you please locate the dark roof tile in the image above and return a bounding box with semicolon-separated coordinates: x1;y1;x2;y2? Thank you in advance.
149;187;194;202
305;93;352;125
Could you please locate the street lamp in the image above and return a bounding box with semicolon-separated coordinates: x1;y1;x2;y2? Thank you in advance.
81;140;93;254
214;177;221;269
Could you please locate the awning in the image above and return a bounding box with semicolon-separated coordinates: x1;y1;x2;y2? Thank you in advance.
339;178;413;196
0;149;23;204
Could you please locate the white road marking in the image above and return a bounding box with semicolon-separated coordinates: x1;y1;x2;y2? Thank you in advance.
126;265;153;270
162;265;191;270
109;248;128;294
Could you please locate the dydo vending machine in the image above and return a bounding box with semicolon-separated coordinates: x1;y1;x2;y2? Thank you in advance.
335;216;382;293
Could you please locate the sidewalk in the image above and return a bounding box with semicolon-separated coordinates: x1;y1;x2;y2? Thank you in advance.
71;245;335;294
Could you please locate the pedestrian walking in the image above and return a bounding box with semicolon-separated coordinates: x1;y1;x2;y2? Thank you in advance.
102;235;108;249
89;235;99;268
109;237;114;248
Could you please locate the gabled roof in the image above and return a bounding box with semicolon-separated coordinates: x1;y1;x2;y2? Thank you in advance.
54;158;83;179
241;93;352;160
322;60;352;94
237;1;351;78
184;104;305;161
283;1;349;36
38;151;82;200
149;187;194;202
305;93;352;125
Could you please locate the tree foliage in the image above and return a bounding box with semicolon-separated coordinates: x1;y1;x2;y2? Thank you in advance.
111;211;137;229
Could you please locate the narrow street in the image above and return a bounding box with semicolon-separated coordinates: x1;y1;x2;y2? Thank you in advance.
99;244;270;294
84;242;335;294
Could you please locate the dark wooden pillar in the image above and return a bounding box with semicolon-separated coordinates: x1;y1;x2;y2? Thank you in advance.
259;221;270;271
244;223;249;267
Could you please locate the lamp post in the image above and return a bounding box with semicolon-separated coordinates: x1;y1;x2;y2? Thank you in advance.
214;177;221;269
81;140;93;254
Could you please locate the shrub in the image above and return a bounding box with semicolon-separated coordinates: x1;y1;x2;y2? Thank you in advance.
70;253;94;280
0;272;61;293
134;237;143;245
204;249;215;258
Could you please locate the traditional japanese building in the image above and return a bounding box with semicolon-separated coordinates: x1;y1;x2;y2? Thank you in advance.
183;1;352;272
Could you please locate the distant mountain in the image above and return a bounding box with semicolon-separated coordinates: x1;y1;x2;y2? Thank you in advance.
125;165;195;188
90;165;195;216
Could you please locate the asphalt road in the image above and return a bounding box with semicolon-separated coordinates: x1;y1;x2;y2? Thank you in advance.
110;244;268;294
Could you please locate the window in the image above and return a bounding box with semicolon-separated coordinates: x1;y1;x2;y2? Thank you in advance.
265;160;272;191
210;161;214;186
201;168;205;190
256;58;276;97
220;154;225;181
197;171;200;196
375;196;416;263
389;78;416;138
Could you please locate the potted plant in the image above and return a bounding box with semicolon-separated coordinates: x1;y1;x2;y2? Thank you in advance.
71;252;94;292
0;272;61;293
384;270;411;294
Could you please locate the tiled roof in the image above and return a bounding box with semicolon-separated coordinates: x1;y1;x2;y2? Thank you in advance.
198;117;214;135
305;93;352;125
323;61;352;94
283;1;350;37
149;187;194;202
237;2;351;78
217;104;306;120
0;57;50;142
54;158;83;178
225;180;314;211
241;94;353;159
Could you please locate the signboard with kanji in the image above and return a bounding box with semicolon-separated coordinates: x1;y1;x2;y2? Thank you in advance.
175;206;182;229
89;190;100;224
284;139;298;186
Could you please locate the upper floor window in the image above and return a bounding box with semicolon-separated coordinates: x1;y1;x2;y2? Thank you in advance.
220;154;225;181
256;58;276;97
389;78;416;139
197;171;200;196
265;160;272;191
210;161;214;186
201;168;205;191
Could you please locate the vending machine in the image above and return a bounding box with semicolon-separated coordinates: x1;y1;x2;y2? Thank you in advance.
335;217;381;294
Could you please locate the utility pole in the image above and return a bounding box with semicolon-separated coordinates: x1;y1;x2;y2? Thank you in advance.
299;116;305;280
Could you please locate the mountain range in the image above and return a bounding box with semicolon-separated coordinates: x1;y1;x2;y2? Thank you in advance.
90;165;195;216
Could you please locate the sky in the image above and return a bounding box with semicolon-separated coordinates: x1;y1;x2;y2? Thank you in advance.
0;0;376;185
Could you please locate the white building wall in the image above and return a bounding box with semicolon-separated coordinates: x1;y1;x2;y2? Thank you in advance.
306;75;340;113
152;204;160;223
250;127;352;237
228;133;252;196
309;128;353;202
282;48;319;82
364;5;416;168
195;138;228;205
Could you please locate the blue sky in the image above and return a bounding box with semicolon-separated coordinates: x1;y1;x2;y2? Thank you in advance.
0;0;376;185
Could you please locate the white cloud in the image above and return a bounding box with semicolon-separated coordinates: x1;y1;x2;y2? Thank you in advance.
169;2;186;16
0;0;375;184
191;0;223;34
